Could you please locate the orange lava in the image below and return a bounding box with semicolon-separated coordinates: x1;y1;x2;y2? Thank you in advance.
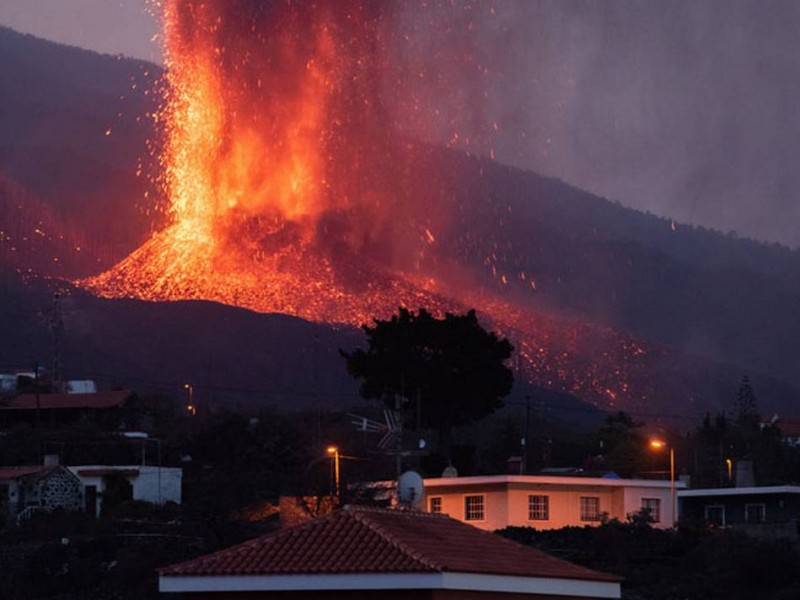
81;1;663;410
84;0;457;324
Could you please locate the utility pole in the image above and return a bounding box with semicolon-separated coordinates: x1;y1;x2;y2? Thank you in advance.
521;396;531;474
51;293;64;393
34;362;41;429
395;393;403;477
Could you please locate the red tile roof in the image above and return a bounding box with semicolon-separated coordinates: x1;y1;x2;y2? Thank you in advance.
0;466;54;482
0;390;133;410
160;505;620;583
778;419;800;438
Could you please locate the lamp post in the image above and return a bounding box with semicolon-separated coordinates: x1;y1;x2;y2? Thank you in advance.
326;446;340;500
650;439;676;527
184;383;196;416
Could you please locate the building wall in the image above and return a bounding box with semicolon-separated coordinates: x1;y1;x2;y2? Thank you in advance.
68;465;182;517
131;466;182;505
620;487;674;526
505;485;620;530
182;591;599;600
1;469;82;522
424;479;675;530
38;469;82;512
680;493;800;526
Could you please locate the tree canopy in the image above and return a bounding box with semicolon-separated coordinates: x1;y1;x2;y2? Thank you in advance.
342;308;514;442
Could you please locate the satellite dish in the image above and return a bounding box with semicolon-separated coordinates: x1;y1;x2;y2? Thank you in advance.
397;470;424;508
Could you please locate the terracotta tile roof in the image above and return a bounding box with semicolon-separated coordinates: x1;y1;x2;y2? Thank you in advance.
0;466;54;482
0;390;133;410
778;419;800;438
160;505;620;583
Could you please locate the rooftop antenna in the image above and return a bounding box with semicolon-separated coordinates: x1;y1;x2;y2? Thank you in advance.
347;409;402;456
396;470;424;509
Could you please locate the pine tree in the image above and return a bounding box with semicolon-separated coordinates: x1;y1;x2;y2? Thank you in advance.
734;375;759;430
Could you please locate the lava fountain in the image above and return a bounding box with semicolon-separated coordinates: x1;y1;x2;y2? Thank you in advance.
85;0;461;323
82;0;663;411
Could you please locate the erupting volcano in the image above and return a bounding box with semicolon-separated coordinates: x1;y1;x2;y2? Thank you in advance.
85;0;467;323
82;0;667;412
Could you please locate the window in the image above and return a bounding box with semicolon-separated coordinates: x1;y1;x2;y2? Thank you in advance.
745;503;766;523
429;496;442;514
641;498;661;523
580;496;601;522
705;505;726;527
528;495;549;521
464;495;485;521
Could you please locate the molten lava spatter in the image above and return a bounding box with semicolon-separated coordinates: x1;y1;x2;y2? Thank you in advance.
82;0;664;411
85;0;454;323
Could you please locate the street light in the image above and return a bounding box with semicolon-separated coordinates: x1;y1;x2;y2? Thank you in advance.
326;446;340;500
184;383;196;416
650;439;676;527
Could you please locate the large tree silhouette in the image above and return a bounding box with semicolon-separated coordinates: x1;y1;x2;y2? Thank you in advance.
342;308;513;457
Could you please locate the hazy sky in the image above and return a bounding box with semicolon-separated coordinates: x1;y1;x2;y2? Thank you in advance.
0;0;160;63
1;0;799;248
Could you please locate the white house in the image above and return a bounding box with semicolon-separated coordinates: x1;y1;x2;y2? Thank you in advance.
67;465;182;517
421;474;686;530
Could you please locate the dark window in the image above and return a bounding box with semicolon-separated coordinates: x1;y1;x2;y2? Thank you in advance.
641;498;661;523
429;496;442;514
580;496;601;522
745;503;765;523
528;495;549;520
464;495;484;521
705;505;725;526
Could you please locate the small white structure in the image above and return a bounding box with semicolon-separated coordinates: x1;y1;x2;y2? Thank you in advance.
67;465;182;518
421;474;685;530
0;374;16;393
66;380;97;394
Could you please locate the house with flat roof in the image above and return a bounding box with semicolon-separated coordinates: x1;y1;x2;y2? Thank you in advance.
421;474;686;530
67;464;182;517
159;505;622;599
678;485;800;541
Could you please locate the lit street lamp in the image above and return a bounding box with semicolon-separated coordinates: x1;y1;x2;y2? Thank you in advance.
650;439;676;527
326;446;340;500
184;383;196;415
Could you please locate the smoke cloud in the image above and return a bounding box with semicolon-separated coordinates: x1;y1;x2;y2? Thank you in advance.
432;0;800;247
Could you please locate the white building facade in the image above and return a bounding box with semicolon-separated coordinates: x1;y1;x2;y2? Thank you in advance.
422;474;685;530
67;465;182;518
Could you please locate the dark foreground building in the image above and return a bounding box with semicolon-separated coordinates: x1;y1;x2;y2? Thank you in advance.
159;505;622;599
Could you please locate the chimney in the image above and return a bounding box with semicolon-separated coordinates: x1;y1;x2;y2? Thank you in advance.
43;454;60;467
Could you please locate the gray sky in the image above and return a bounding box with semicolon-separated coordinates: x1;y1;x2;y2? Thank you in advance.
0;0;160;63
1;0;798;248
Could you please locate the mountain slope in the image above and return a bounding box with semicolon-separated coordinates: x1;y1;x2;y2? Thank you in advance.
0;26;163;273
0;28;798;421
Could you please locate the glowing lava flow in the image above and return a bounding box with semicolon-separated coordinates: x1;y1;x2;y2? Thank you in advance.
82;0;665;410
84;0;452;323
